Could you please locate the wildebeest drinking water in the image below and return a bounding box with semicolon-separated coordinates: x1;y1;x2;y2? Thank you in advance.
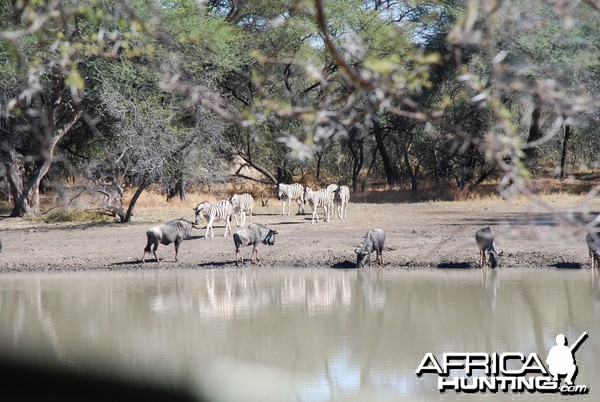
586;232;600;269
142;218;195;263
355;228;386;268
475;226;503;268
233;223;278;265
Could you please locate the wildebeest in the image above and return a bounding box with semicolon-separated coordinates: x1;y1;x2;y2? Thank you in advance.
475;226;502;268
142;219;195;263
586;232;600;269
233;223;278;265
355;228;386;268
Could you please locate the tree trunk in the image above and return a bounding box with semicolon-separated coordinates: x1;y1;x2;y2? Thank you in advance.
315;151;323;182
1;110;81;216
372;121;400;185
349;140;364;194
1;130;30;216
4;158;30;217
523;93;543;165
124;182;150;223
401;145;418;193
360;146;378;192
236;153;277;184
559;122;572;181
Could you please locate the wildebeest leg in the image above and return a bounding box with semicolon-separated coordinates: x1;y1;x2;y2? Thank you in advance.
142;246;148;264
377;248;383;265
152;241;160;263
143;235;153;263
174;239;182;262
480;250;485;268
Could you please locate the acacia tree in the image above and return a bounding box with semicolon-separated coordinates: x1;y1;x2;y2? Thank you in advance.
1;0;599;219
0;1;85;216
82;63;229;222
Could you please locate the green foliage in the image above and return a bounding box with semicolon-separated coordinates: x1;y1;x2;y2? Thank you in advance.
1;0;599;213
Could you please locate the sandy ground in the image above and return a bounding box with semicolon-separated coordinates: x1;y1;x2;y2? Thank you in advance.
1;195;599;272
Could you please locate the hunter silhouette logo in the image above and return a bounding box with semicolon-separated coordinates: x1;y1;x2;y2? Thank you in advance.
546;332;587;386
416;332;589;394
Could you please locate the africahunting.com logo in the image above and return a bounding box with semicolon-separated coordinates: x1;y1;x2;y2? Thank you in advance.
416;332;589;395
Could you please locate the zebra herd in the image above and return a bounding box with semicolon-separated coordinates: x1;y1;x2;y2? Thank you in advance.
278;183;350;223
191;182;353;233
192;193;255;238
190;183;350;238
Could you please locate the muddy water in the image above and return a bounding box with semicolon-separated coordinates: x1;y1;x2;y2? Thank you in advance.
0;268;599;401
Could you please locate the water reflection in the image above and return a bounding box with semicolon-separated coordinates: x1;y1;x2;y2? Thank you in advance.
0;268;598;401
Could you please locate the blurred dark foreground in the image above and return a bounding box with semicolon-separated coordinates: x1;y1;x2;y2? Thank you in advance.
0;356;207;402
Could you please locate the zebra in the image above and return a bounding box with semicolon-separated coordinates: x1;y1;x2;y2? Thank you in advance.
193;200;233;238
329;185;350;219
277;183;305;215
305;187;334;223
230;193;254;227
326;184;338;217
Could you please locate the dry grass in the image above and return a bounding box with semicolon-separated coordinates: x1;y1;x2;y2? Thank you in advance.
2;177;597;225
129;182;277;210
28;208;115;224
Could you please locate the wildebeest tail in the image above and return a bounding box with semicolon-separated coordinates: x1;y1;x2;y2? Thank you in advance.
144;230;153;253
233;232;242;250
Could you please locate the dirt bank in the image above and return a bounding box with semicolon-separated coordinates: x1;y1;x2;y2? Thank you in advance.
1;195;599;273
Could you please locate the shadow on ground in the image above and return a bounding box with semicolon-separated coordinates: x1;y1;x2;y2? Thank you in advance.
331;260;357;269
437;262;475;269
550;262;583;269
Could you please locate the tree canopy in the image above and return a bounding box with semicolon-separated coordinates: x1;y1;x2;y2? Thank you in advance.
1;0;598;218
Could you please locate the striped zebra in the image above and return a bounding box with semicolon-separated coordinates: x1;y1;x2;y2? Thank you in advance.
305;187;334;223
277;183;305;215
193;200;233;238
326;184;339;218
333;185;350;219
230;193;254;227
